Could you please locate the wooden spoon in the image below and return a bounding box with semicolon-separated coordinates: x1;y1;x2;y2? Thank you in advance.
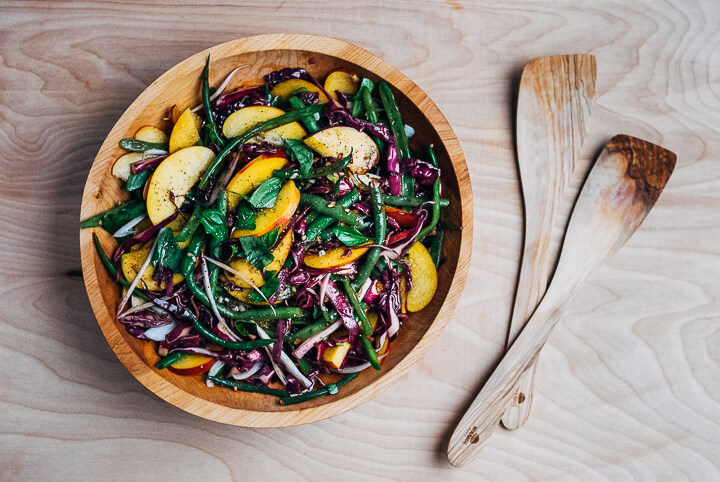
503;54;596;430
447;135;676;467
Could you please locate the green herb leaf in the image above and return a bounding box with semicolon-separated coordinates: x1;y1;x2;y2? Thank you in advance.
151;228;182;272
284;139;315;177
126;170;152;192
260;226;280;250
248;277;279;303
248;177;283;209
200;208;228;241
237;237;274;270
234;200;256;230
334;226;370;246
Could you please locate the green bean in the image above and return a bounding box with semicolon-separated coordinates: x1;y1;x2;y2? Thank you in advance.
359;334;381;371
378;82;410;159
273;154;351;180
299;193;364;228
288;96;319;134
202;55;225;148
341;278;372;336
353;185;386;290
180;231;205;278
341;279;380;370
230;307;304;322
155;352;186;370
401;174;415;197
198;104;324;189
175;204;204;243
288;319;330;343
119;138;168;152
191;314;276;350
429;226;444;268
381;194;449;208
362;86;379;125
208;376;288;396
280;373;359;405
304;189;359;241
351;88;365;118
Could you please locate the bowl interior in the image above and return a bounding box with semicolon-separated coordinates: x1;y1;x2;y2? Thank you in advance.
80;35;470;426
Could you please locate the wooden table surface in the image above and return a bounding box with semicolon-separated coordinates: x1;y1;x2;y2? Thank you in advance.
1;1;719;480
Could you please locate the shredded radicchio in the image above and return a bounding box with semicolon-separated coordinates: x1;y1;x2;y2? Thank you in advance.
263;67;317;88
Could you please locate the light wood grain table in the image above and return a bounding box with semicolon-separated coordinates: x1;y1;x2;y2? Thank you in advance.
1;1;718;480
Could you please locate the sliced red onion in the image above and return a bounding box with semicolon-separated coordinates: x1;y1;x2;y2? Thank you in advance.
143;321;177;342
292;320;343;359
206;360;226;387
112;214;147;238
318;273;331;305
357;278;373;301
117;235;159;315
257;326;312;389
230;360;262;381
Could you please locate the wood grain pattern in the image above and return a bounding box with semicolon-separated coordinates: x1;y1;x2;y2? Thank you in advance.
448;135;677;466
502;54;596;430
2;0;720;479
79;34;472;427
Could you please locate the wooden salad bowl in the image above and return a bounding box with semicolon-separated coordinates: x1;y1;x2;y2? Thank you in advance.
79;34;473;427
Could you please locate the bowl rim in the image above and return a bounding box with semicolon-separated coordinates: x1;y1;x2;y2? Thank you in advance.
80;33;473;427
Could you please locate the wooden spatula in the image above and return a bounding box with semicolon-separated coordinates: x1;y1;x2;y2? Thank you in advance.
448;135;676;467
503;54;597;429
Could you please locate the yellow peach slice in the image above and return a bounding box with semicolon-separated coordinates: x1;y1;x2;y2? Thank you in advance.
303;243;371;270
134;125;169;144
405;242;437;312
146;146;215;224
323;71;360;102
121;246;183;291
222;105;306;141
323;342;351;369
169;108;202;153
304;126;379;174
270;79;328;104
112;152;144;181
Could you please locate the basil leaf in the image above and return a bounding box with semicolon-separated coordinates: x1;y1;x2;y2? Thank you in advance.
237;237;274;270
234;200;256;230
284;139;315;177
248;177;282;209
201;208;228;241
334;226;369;246
151;228;182;272
248;277;279;303
260;227;280;250
263;269;278;281
126;170;151;192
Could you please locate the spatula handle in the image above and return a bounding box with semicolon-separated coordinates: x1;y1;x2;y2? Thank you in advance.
448;302;562;467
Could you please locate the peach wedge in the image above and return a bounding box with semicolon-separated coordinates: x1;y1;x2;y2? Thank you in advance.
222;106;306;141
146;146;215;224
304;126;379;174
